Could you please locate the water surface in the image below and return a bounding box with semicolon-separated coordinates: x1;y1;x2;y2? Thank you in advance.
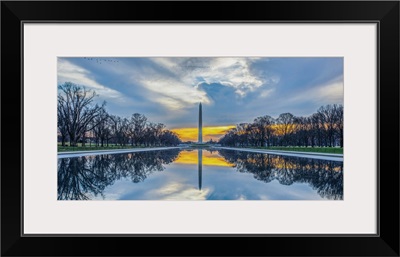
58;149;343;200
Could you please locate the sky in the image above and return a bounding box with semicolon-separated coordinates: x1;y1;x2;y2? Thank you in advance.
58;57;343;142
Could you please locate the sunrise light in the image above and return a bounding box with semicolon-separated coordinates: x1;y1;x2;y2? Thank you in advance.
171;125;235;142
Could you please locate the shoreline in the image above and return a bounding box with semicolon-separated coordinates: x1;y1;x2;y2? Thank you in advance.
214;147;343;162
58;146;343;162
57;146;182;158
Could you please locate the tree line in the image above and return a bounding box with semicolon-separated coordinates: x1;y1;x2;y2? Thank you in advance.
218;104;343;148
58;82;181;147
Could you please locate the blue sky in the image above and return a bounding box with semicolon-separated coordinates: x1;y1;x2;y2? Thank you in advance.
58;57;343;129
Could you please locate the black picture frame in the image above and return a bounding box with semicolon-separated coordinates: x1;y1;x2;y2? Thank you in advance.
1;1;399;256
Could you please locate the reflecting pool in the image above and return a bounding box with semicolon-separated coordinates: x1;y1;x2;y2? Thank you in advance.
58;149;343;200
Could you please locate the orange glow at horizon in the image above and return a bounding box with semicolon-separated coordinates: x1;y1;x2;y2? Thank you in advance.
175;150;234;167
171;125;235;142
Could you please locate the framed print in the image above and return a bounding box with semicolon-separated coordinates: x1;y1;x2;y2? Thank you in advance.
1;1;399;256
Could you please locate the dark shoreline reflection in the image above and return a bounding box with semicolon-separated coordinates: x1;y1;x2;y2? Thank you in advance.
217;150;343;200
57;149;180;200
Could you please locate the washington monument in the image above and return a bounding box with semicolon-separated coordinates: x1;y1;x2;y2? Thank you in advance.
198;103;202;143
198;103;203;190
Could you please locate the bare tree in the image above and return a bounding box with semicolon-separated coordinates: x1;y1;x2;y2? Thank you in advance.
277;113;295;146
236;123;250;147
293;116;311;147
109;115;129;146
129;113;148;146
335;104;344;147
58;82;105;146
160;130;181;146
317;105;338;147
147;123;165;146
57;98;68;146
253;115;275;147
92;108;111;147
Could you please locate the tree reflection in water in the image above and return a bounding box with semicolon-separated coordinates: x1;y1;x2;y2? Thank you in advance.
58;149;343;200
217;150;343;200
58;150;180;200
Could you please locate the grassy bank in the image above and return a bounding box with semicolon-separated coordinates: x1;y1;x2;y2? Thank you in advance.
258;146;343;154
58;144;143;152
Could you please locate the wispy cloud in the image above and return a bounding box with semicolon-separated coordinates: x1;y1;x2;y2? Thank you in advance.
314;80;343;104
154;182;211;200
133;57;277;111
138;76;210;111
150;57;270;100
57;59;133;105
286;76;344;106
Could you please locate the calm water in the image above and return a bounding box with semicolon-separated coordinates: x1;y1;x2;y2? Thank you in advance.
58;149;343;200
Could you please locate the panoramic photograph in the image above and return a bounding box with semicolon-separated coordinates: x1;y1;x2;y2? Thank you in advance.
57;57;343;200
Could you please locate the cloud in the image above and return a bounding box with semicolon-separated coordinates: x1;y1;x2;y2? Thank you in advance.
57;59;133;105
283;77;344;106
259;88;275;98
206;57;265;96
314;81;343;104
58;57;280;119
138;76;211;111
154;182;211;200
143;57;275;110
